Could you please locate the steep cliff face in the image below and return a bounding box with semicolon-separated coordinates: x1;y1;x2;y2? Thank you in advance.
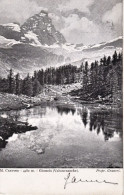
0;23;22;41
21;10;66;46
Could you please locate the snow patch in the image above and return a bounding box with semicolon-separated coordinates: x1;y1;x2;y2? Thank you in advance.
39;12;47;17
44;43;59;48
21;37;25;40
47;26;52;32
0;35;21;48
24;31;41;46
89;36;123;49
2;23;21;32
0;113;8;118
7;134;18;142
33;24;37;28
107;36;122;44
62;43;77;52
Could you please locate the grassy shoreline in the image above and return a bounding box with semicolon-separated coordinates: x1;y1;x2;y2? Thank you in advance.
0;93;47;111
0;87;122;112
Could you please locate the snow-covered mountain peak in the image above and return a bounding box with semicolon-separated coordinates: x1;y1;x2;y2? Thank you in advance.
39;10;48;17
20;10;66;46
0;10;66;47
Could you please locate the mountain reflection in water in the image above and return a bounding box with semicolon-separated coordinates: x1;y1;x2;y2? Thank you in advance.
0;104;123;168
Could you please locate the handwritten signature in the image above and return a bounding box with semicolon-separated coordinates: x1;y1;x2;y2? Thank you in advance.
64;173;118;189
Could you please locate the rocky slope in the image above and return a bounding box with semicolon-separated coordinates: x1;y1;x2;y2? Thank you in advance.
83;36;123;52
21;10;66;46
0;23;21;41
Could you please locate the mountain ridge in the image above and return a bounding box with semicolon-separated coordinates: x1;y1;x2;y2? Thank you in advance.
0;10;66;46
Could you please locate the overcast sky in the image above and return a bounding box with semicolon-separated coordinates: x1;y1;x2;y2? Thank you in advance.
0;0;122;45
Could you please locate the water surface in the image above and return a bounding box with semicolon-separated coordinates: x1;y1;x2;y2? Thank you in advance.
0;103;123;168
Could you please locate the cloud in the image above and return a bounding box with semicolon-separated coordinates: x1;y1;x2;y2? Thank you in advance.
48;13;60;22
0;0;43;24
58;0;94;13
102;3;122;26
0;0;122;44
61;14;100;44
48;12;64;31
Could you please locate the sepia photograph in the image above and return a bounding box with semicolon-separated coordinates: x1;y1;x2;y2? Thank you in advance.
0;0;123;169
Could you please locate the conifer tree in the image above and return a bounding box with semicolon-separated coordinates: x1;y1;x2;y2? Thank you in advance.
112;51;117;65
22;74;33;96
33;78;41;96
15;73;21;95
8;69;15;94
83;61;89;92
107;56;111;66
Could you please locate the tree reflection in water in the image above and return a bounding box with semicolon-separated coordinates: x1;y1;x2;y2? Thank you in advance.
56;106;75;115
0;139;7;151
0;105;122;152
81;109;122;141
55;105;122;142
82;109;88;127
